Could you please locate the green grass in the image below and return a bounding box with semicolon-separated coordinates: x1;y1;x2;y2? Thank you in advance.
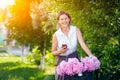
0;54;55;80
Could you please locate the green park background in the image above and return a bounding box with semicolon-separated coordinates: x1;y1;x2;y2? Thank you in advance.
0;0;120;80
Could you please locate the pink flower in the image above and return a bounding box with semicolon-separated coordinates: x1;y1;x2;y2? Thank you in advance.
56;56;100;76
68;58;83;74
91;56;100;70
56;65;63;75
65;63;74;76
56;60;67;75
56;58;84;76
81;56;100;72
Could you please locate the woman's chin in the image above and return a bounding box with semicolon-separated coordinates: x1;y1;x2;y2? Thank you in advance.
61;25;69;27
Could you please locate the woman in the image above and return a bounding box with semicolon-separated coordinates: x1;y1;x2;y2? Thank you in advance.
52;11;93;80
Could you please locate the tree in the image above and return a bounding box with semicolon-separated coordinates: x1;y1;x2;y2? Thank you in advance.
30;1;56;70
5;0;55;69
5;0;33;62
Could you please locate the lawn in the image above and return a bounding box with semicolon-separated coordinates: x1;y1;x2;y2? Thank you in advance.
0;54;55;80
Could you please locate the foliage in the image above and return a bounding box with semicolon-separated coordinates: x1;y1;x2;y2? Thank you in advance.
5;0;33;45
3;0;120;79
27;46;56;66
5;0;54;50
46;0;120;79
45;50;56;66
5;0;55;69
27;46;43;65
29;1;57;70
29;1;56;48
81;1;120;79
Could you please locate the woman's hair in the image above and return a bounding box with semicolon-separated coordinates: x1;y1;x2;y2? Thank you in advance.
57;11;71;22
56;11;71;29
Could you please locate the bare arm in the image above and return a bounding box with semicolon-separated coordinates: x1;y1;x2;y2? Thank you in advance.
76;27;92;56
52;33;67;56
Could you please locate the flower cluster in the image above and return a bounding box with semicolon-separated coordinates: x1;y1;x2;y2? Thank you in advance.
56;56;100;76
81;56;100;72
56;58;83;76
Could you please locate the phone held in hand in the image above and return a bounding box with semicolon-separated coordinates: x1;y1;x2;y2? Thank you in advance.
62;44;67;49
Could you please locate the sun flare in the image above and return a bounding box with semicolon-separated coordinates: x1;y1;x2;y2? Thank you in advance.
0;0;14;9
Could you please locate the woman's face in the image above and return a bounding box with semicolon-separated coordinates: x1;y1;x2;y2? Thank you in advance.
58;14;70;28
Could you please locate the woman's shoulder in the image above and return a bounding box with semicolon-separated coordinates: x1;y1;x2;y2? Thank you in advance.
70;25;79;31
55;29;61;34
70;26;82;35
54;29;62;38
70;25;76;28
70;25;78;29
71;25;80;30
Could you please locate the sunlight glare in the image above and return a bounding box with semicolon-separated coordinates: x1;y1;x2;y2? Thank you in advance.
0;0;14;9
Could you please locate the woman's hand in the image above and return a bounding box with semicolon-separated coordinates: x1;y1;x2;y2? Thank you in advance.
89;54;94;58
60;44;68;53
59;47;68;53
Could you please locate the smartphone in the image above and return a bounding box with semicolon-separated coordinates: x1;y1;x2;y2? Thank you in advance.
62;44;67;49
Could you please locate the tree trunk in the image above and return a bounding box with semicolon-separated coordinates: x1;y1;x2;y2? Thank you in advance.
21;44;24;62
39;42;46;70
39;47;46;70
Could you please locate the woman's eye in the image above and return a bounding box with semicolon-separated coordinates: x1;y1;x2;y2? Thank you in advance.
60;18;63;20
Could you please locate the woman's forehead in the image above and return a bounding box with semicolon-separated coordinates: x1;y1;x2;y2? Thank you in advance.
59;14;69;18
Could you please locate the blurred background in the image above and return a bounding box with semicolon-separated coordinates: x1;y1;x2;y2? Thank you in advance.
0;0;120;80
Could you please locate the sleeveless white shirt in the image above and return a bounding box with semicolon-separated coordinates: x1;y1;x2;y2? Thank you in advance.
55;26;78;56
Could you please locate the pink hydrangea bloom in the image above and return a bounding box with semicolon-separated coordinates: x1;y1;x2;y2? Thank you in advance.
68;58;83;74
81;56;100;72
56;60;67;75
57;58;84;76
56;56;100;76
56;65;63;75
91;56;100;70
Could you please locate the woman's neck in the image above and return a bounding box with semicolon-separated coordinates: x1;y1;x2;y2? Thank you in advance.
61;27;69;32
61;26;70;36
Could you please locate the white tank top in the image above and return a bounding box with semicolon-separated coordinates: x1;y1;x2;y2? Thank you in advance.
55;26;77;56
